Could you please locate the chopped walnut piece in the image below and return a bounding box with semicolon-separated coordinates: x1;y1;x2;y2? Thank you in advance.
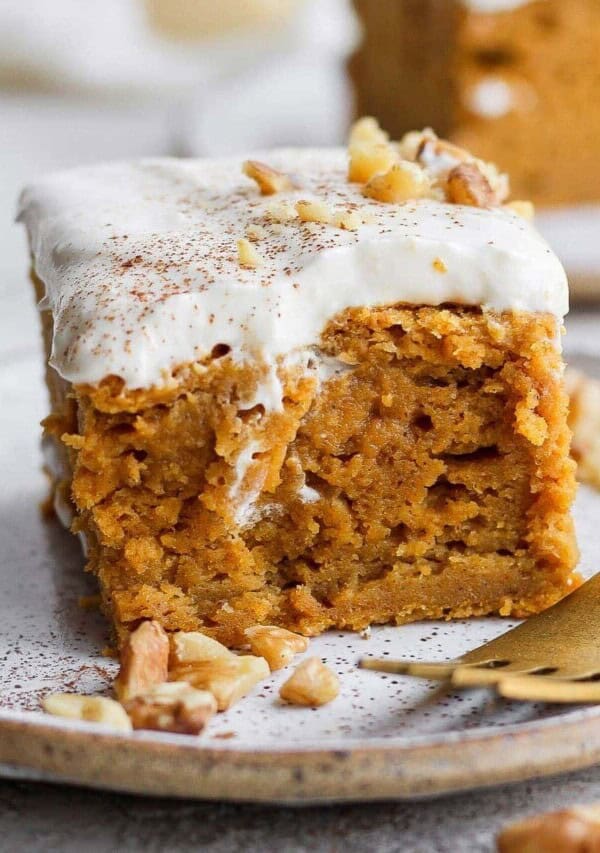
332;209;363;231
124;682;217;734
363;161;431;204
265;200;297;223
43;694;132;732
170;655;269;711
238;237;263;269
477;159;510;203
170;630;235;665
566;368;600;489
279;657;340;707
416;136;470;172
348;116;389;147
445;163;495;207
115;620;169;703
348;143;397;184
244;625;309;671
504;199;535;220
397;127;437;161
295;199;332;224
243;160;294;195
497;805;600;853
409;132;508;205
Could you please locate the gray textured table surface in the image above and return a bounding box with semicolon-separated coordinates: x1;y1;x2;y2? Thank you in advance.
2;93;600;852
2;767;600;853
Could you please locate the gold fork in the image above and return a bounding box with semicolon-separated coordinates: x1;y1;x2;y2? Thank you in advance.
359;573;600;703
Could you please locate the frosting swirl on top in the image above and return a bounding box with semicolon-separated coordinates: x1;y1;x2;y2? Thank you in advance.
19;148;568;390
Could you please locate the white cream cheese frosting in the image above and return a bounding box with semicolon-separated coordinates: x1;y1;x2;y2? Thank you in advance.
19;149;568;393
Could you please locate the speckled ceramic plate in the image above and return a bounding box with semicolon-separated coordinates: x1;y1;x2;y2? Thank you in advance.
2;350;600;804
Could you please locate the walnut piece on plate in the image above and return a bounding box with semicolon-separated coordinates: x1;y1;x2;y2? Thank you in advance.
114;620;170;702
244;625;308;671
170;630;236;665
43;694;132;732
124;681;217;734
170;655;269;711
279;657;339;707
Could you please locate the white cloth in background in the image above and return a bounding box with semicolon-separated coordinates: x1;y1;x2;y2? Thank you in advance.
0;0;358;155
0;0;358;101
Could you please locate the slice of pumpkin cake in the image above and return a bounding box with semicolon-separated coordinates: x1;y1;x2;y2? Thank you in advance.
19;119;578;647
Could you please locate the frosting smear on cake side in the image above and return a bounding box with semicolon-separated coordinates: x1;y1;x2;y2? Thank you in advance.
18;122;568;399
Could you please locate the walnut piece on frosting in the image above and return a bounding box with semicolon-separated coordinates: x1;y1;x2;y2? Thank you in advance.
348;142;397;184
243;159;294;196
332;208;363;231
349;116;389;147
124;681;217;734
415;135;471;169
265;199;297;223
445;163;496;208
347;115;398;183
245;625;309;671
279;657;339;706
43;693;133;732
363;161;432;204
412;130;509;204
398;127;437;161
295;199;332;224
114;620;169;702
347;118;513;210
238;237;263;269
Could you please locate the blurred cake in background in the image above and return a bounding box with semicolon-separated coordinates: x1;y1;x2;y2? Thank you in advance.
351;0;600;296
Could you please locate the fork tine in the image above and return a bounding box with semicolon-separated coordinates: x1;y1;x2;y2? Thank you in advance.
452;667;506;687
498;676;600;704
403;662;457;680
451;663;527;688
358;658;456;679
